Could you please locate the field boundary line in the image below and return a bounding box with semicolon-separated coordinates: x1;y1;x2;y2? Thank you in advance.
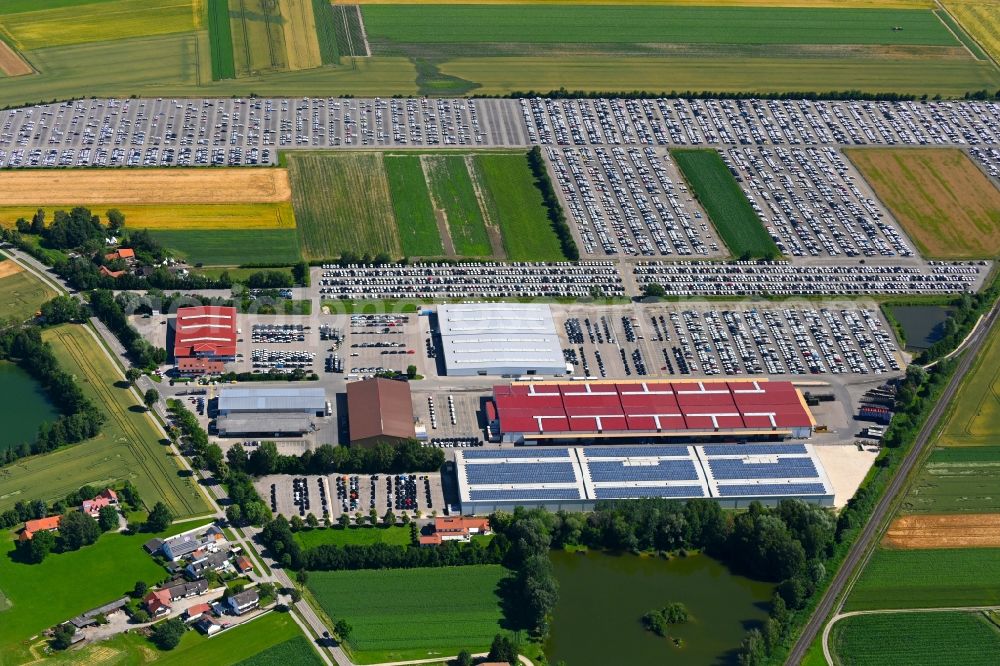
934;0;999;67
355;4;371;57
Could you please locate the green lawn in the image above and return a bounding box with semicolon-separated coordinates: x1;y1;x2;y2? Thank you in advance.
473;153;566;261
293;526;414;549
37;608;307;666
847;548;1000;611
384;154;444;257
362;6;958;46
672;149;780;259
306;565;507;663
425;156;492;257
831;611;1000;666
0;262;57;321
148;229;302;266
0;522;203;664
234;634;325;666
901;446;1000;514
0;324;211;519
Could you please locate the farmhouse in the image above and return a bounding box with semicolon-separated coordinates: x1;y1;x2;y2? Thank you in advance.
19;515;61;541
81;488;118;517
185;551;230;578
67;597;129;629
347;377;416;447
172;306;238;362
104;248;135;264
437;303;567;377
419;516;492;546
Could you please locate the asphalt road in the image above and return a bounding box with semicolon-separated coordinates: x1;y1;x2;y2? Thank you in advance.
786;298;1000;665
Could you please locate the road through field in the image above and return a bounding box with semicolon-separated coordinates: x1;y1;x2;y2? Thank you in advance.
787;297;1000;665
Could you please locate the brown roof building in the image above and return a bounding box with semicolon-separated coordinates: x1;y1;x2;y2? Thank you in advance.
347;378;415;448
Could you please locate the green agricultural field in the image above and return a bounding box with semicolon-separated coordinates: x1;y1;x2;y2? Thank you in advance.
831;611;1000;666
332;3;368;57
207;0;236;80
902;446;1000;514
37;608;307;666
384;154;444;257
425;155;493;257
0;0;197;51
306;565;507;663
847;548;1000;610
672;149;779;259
235;634;325;666
229;0;289;77
362;5;958;47
936;321;1000;447
148;229;302;266
293;526;414;549
312;0;341;63
0;522;203;664
286;152;401;261
0;324;211;518
473;153;566;261
0;262;57;322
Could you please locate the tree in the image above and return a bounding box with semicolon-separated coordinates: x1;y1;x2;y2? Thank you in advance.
406;364;417;379
382;509;396;527
641;283;667;300
334;619;353;642
306;513;319;529
125;368;141;386
291;261;309;286
454;650;473;666
737;628;767;666
21;529;56;563
337;513;351;529
133;580;149;599
98;505;119;532
487;634;518;665
40;296;83;325
143;388;160;411
290;516;305;532
31;208;45;235
226;504;243;526
60;510;101;550
146;501;173;533
149;618;186;650
106;209;126;234
131;608;150;624
227;442;249;471
289;588;302;603
51;624;76;650
369;508;379;526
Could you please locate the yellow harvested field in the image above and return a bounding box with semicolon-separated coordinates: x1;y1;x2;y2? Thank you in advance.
0;203;295;231
350;0;933;6
0;40;32;77
0;260;24;279
283;0;323;71
0;169;292;205
884;514;1000;549
846;148;1000;259
943;1;1000;65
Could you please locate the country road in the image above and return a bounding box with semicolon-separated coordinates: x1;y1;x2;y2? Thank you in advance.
787;298;1000;665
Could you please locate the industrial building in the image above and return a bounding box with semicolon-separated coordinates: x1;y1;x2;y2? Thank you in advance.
172;306;238;361
488;379;815;444
347;377;416;447
437;303;568;377
216;386;327;437
455;443;833;514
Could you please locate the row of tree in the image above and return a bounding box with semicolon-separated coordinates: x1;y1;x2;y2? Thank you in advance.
0;481;141;531
88;289;167;369
502;88;972;102
0;323;106;461
225;440;445;477
526;146;579;261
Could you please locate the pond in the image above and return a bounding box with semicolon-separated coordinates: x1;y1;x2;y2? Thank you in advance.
889;305;955;351
0;362;59;456
545;550;774;666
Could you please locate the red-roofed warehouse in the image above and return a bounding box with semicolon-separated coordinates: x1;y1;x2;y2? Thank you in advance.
173;306;238;361
489;379;814;443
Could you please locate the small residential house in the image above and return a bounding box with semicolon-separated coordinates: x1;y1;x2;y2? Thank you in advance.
165;578;209;600
183;603;213;623
104;248;135;264
234;556;254;574
99;266;125;279
144;579;209;617
81;488;119;517
226;589;259;616
19;515;61;542
143;589;173;618
194;615;225;636
161;525;226;561
418;516;492;546
185;551;229;579
143;537;165;555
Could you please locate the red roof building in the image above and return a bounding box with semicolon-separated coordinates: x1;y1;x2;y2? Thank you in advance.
81;488;119;517
491;379;815;443
173;306;238;360
176;357;227;376
19;515;61;541
419;516;492;546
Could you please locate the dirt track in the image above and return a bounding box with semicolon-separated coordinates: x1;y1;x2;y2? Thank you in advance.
883;513;1000;549
0;40;32;77
0;169;292;205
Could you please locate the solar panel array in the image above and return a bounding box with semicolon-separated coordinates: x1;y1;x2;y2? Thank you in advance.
470;488;582;501
701;443;808;457
595;486;706;499
582;445;691;458
708;457;818;480
588;460;699;482
463;448;571;459
466;462;577;485
716;483;828;497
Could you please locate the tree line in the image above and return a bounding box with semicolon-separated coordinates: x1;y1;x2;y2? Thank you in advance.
526;146;580;261
0;323;105;462
225;440;445;477
88;289;167;369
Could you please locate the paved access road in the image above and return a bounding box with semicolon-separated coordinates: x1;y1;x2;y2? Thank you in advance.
786;299;1000;665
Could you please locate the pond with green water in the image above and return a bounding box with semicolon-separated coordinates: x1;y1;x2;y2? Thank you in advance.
0;362;58;456
546;550;774;666
888;305;955;351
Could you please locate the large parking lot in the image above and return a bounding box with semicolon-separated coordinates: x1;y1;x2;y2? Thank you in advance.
256;472;446;522
550;302;903;381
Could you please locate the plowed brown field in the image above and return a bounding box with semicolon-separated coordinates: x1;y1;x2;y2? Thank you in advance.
884;513;1000;549
0;260;24;279
0;169;291;205
0;40;32;77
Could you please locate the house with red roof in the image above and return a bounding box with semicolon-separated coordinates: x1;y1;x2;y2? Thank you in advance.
419;516;492;546
81;488;119;517
19;515;61;542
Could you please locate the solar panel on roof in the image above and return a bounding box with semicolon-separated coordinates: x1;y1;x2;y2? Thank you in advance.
715;483;827;497
463;448;571;459
701;444;808;457
469;488;581;501
708;457;818;480
465;462;576;485
588;460;698;483
582;446;690;458
594;486;706;499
